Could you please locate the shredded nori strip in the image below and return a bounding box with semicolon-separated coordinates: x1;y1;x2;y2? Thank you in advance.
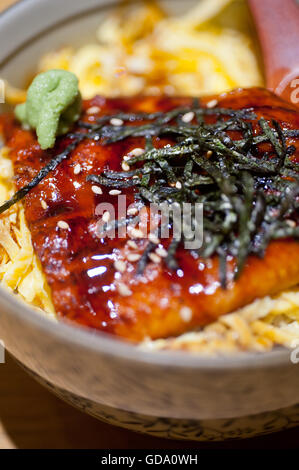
1;101;299;286
0;139;81;215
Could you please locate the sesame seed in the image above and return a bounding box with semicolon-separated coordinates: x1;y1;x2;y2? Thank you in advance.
206;150;213;158
109;190;122;196
41;200;48;210
179;306;193;322
102;211;110;223
155;247;168;258
117;283;132;297
175;181;182;189
92;185;103;195
148;233;160;244
148;253;161;264
127;207;139;216
127;253;141;262
110;118;124;126
130;228;144;239
206;99;218;109
128;148;144;157
182;111;195;123
164;85;175;95
147;86;160;95
86;106;101;115
74;163;82;175
127;240;138;249
286;219;296;228
114;260;127;273
57;220;70;230
122;162;130;171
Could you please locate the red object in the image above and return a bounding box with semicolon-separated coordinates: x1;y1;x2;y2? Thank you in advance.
249;0;299;105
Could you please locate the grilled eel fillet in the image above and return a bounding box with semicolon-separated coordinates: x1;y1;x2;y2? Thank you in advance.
1;88;299;341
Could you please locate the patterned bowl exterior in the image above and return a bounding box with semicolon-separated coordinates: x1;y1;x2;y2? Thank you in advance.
18;361;299;441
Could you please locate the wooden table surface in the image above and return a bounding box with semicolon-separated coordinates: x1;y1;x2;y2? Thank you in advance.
0;0;298;450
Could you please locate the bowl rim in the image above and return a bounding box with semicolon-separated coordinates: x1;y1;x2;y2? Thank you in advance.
0;0;294;371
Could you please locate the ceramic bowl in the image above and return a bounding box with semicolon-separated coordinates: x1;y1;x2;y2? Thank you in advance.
0;0;299;441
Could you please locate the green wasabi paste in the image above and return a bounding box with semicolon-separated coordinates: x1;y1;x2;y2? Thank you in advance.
15;69;82;150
